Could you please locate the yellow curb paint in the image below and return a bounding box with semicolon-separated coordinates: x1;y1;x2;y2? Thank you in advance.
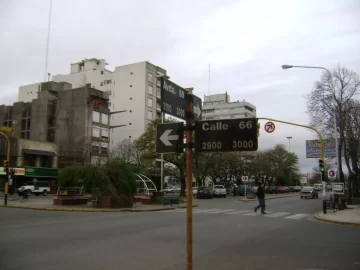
314;214;360;227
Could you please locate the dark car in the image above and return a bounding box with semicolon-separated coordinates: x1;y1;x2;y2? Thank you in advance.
300;186;319;199
196;187;213;199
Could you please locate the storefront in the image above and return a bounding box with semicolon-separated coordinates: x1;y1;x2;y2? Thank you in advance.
0;166;58;194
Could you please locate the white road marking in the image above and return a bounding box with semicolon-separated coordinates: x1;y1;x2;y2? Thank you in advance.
285;214;308;219
243;211;273;216
206;209;236;214
225;210;252;215
265;212;291;218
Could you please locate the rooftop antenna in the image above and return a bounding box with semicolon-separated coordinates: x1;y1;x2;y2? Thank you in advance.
44;0;53;82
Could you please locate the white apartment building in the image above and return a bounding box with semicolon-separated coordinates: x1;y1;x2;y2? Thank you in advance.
202;92;256;120
18;58;167;149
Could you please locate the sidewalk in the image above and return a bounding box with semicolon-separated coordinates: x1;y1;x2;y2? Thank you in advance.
238;193;299;202
0;197;197;213
315;205;360;226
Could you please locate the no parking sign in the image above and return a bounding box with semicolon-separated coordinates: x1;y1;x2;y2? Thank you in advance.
328;169;336;179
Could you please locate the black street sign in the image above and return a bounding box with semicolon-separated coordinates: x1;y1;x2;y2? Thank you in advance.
195;118;258;152
156;123;184;153
192;94;202;121
161;78;187;120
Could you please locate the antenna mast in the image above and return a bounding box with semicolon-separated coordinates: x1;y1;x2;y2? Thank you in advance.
44;0;53;81
208;64;211;95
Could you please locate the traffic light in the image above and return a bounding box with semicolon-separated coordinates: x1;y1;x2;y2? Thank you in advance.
319;159;325;172
257;122;260;137
3;159;9;171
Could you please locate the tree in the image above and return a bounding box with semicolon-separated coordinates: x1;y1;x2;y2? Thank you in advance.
306;65;360;182
110;139;145;171
343;100;360;197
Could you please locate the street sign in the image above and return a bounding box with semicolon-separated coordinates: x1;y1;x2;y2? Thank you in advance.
192;94;202;121
241;176;249;182
161;78;187;120
194;118;258;152
264;121;275;133
332;182;344;195
156;123;184;153
328;169;336;179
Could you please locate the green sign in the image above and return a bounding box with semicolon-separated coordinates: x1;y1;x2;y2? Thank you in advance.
25;167;58;178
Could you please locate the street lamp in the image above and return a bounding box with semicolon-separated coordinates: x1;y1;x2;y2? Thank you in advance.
286;136;292;152
281;64;340;180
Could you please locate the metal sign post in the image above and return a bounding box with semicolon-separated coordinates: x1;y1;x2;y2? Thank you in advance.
185;94;193;270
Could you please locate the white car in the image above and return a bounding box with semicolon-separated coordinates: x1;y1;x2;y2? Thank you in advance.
18;181;50;196
213;185;226;198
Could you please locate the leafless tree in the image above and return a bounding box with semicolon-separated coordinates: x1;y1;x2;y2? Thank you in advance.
110;139;145;170
343;100;360;197
306;65;360;181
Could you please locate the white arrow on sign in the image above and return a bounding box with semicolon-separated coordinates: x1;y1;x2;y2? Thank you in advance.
160;129;179;146
194;104;201;117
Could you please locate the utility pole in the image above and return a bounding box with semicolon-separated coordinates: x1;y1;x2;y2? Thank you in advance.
0;132;11;206
286;136;292;185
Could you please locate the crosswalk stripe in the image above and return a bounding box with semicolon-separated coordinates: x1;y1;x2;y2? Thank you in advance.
285;214;308;220
224;210;252;215
265;212;291;218
174;209;186;212
206;209;236;214
243;211;273;216
195;209;221;213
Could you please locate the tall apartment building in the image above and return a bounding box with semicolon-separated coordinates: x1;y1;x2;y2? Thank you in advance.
3;81;110;167
46;58;166;149
202;92;256;120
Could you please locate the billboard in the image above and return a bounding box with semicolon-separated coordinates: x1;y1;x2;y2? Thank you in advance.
305;138;344;158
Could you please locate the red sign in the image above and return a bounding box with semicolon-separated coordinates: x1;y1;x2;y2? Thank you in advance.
264;122;275;133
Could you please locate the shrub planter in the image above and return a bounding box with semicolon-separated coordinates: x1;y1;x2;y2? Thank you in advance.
100;196;112;208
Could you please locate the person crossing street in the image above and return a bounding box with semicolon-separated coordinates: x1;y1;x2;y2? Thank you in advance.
254;183;266;214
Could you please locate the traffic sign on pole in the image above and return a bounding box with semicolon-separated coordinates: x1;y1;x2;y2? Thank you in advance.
194;118;258;152
264;121;275;133
328;169;336;179
160;78;202;121
156;123;184;153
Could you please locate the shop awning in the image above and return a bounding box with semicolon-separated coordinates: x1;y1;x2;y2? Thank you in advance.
23;149;56;156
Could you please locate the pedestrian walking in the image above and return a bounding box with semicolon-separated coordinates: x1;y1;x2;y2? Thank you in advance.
254;183;266;214
233;185;237;197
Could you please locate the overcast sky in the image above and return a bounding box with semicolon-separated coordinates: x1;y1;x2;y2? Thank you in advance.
1;0;360;173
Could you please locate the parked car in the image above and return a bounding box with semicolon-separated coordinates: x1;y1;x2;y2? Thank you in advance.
18;181;50;196
213;185;226;198
238;185;252;195
300;186;319;199
276;186;287;193
196;187;213;199
293;186;302;192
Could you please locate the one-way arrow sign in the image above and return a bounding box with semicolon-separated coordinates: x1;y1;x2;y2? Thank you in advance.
156;123;184;153
192;95;202;121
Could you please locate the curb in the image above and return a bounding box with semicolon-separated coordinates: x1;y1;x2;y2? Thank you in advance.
0;204;198;213
238;194;299;202
313;213;360;227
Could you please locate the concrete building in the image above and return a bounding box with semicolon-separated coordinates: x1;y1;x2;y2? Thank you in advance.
1;81;110;167
202;92;256;120
48;58;167;149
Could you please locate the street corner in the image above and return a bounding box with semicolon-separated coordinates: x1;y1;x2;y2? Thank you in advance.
313;212;360;227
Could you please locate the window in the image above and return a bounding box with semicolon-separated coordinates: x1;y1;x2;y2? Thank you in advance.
147;110;153;119
92;142;100;153
148;85;153;94
100;142;108;155
130;72;133;75
129;123;132;125
130;97;132;100
92;111;100;122
157;80;161;86
104;79;112;85
92;128;100;137
147;97;153;107
129;110;132;112
100;82;103;86
156;86;161;98
101;71;104;75
148;73;153;82
156;101;161;110
130;85;132;87
101;114;109;125
101;129;109;139
129;136;132;139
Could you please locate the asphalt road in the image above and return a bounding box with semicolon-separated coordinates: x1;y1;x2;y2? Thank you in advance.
1;195;359;270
